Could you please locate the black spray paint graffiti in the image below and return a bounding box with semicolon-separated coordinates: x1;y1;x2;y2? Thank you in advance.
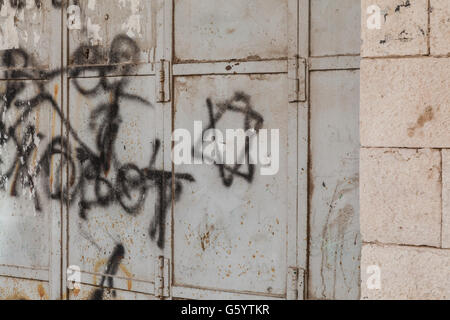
0;34;196;299
90;243;124;300
192;92;264;187
0;35;195;251
0;32;266;300
0;0;69;10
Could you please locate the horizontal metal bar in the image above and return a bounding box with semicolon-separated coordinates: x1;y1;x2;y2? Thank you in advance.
77;270;156;296
309;55;361;71
0;265;49;282
173;60;287;76
172;286;285;300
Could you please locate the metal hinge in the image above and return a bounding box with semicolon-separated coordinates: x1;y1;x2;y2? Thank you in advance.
288;57;307;103
156;59;171;103
287;267;306;300
155;256;170;299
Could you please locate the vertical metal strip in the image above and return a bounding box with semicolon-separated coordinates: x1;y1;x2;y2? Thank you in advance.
164;0;175;300
297;0;310;300
49;2;66;300
287;0;300;300
61;1;70;301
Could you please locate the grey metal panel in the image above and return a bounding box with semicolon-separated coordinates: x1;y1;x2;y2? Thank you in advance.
308;70;361;300
173;74;289;296
67;74;162;290
310;0;361;57
174;0;289;62
0;2;62;298
0;77;62;269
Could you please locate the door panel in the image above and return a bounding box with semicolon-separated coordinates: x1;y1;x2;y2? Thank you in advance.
0;2;62;298
174;0;289;62
63;0;164;299
0;277;49;300
309;70;360;300
173;74;289;297
67;75;162;292
310;0;361;56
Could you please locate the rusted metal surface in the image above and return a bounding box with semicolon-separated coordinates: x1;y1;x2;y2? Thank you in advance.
0;277;49;300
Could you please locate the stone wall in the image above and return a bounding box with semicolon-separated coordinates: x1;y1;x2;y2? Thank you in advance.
360;0;449;299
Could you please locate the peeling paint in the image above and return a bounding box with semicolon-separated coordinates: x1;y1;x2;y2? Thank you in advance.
0;1;20;50
87;17;102;45
120;0;143;39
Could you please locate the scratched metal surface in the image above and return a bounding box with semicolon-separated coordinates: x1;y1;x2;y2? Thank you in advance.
174;0;289;62
173;74;288;296
308;70;361;300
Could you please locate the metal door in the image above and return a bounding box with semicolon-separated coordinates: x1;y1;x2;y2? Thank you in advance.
64;0;166;300
0;0;167;300
168;0;304;300
0;0;361;300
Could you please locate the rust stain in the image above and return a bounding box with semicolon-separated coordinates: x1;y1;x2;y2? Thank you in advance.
54;84;59;99
93;258;108;285
200;231;210;251
6;293;30;300
9;162;20;196
73;287;81;297
94;259;133;291
247;55;262;60
37;284;48;300
119;265;133;291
